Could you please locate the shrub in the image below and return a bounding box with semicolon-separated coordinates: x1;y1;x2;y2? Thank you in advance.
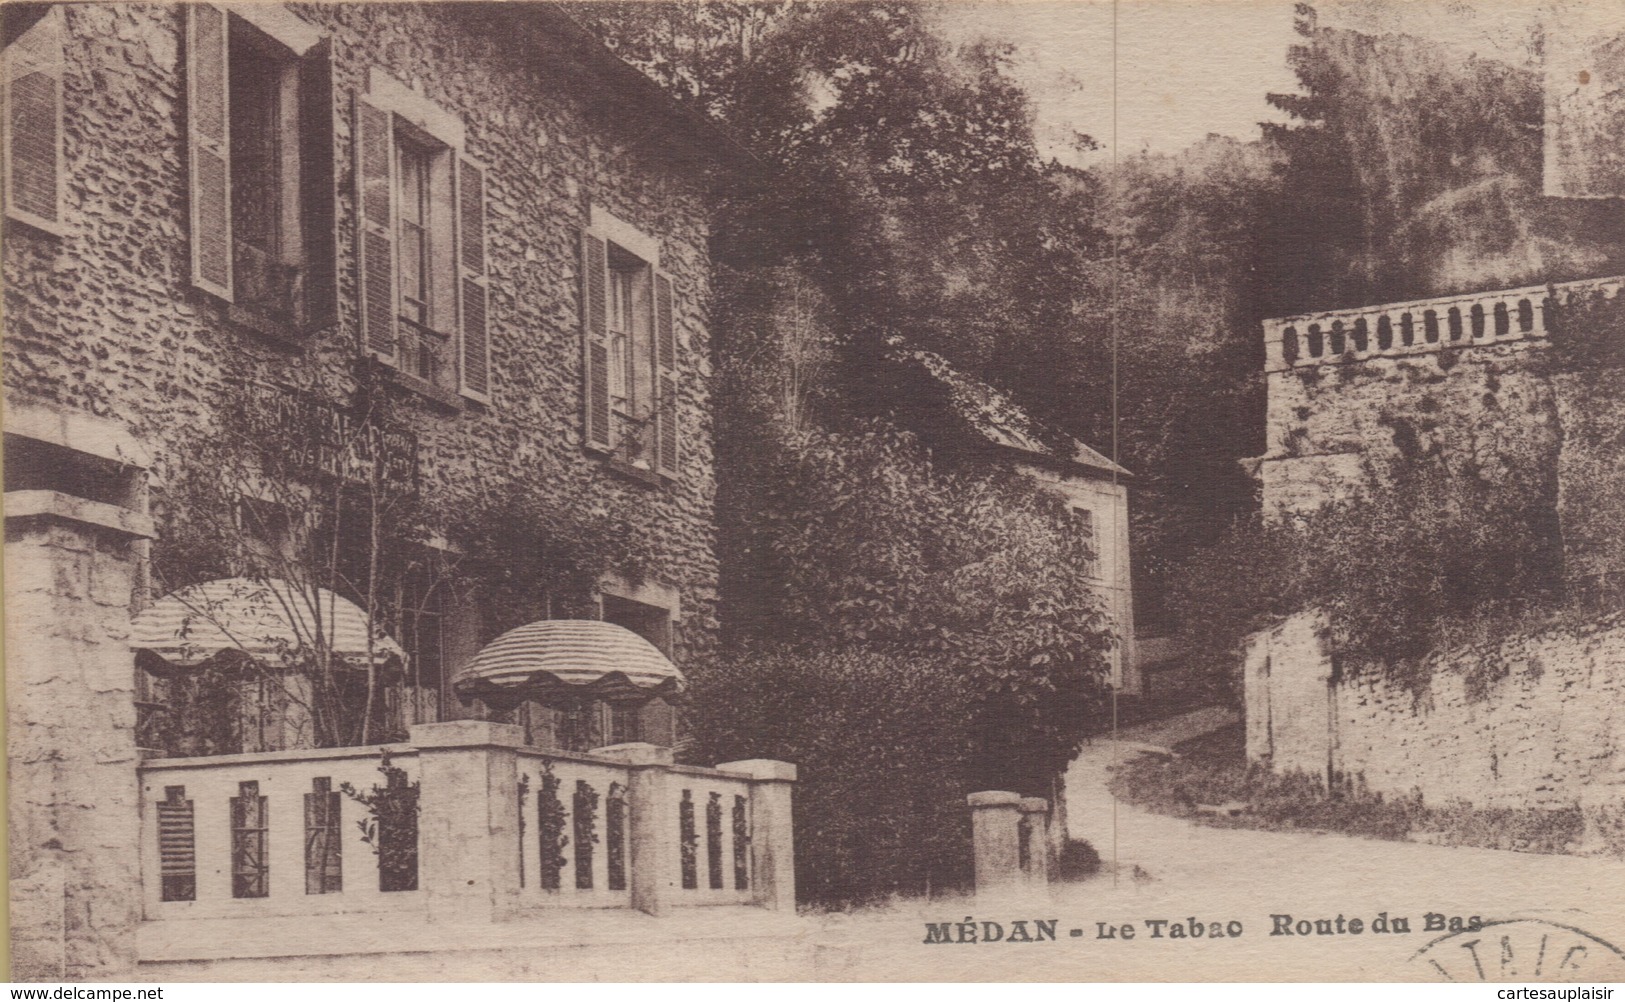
682;646;982;908
1171;456;1563;693
1055;838;1101;881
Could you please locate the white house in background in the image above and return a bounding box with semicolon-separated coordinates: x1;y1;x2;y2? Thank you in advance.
906;350;1141;695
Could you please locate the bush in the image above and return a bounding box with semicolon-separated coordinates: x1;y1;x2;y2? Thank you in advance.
682;646;982;909
1171;456;1563;693
1055;838;1101;881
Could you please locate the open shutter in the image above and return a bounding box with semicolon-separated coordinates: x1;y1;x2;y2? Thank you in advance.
652;271;680;480
354;93;396;360
456;156;491;402
2;6;64;234
580;230;612;451
186;4;232;300
299;40;337;330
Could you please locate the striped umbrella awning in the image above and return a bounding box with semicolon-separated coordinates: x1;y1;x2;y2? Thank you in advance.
131;577;405;672
452;619;686;708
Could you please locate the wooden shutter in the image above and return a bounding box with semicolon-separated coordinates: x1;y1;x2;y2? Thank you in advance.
580;230;612;451
298;40;337;330
652;271;680;479
186;4;232;300
157;786;197;903
354;93;396;360
2;6;64;234
456;156;491;402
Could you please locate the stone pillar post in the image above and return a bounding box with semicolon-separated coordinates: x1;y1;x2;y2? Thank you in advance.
717;759;798;911
6;494;152;980
1018;797;1051;892
967;791;1023;898
597;742;679;916
410;720;524;923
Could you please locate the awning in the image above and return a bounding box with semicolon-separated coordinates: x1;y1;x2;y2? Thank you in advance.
452;619;686;708
131;577;405;672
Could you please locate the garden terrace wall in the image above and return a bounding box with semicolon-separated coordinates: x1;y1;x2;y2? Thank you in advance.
1255;276;1622;523
1246;612;1625;817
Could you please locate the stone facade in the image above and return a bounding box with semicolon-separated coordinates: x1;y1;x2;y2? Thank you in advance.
4;2;727;660
1246;611;1625;819
3;3;737;980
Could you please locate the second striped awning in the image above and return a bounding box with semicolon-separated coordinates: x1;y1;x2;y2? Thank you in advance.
452;619;686;708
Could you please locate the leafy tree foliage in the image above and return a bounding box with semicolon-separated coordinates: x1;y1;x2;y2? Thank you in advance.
1171;456;1565;696
724;416;1112;794
1262;4;1625;314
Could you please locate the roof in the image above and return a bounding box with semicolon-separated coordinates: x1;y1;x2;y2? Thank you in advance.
897;345;1131;478
478;3;761;172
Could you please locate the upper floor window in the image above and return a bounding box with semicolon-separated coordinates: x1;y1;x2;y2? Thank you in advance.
581;209;680;481
2;5;65;235
354;71;490;404
396;139;432;328
186;4;335;332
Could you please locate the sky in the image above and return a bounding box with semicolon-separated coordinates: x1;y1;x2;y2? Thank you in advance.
934;0;1554;167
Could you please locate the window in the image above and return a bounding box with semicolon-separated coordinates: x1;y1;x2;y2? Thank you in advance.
354;71;490;404
2;5;64;235
600;588;678;747
606;251;652;448
581;210;680;480
186;4;335;331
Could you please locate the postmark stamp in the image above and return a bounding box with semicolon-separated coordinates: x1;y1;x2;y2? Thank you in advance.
1410;919;1625;982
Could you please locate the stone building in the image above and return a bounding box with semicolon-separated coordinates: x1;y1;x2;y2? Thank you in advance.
4;0;739;738
3;2;801;980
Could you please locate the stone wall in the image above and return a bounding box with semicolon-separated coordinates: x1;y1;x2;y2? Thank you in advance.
1332;617;1625;811
1257;278;1625;595
1242;611;1333;779
2;3;724;657
1553;369;1625;598
5;510;149;980
1246;611;1625;814
1260;339;1561;518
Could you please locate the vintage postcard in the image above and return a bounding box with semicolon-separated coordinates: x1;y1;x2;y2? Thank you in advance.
3;0;1624;984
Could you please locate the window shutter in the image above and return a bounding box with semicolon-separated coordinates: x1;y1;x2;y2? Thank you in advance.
580;230;612;451
298;40;337;330
455;155;491;402
186;4;232;300
2;6;64;234
353;93;396;360
652;271;680;479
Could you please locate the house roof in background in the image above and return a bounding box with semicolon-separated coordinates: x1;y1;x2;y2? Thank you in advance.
897;346;1131;479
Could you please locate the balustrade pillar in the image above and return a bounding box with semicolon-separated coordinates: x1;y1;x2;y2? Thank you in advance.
410;721;524;923
717;759;798;912
596;742;680;916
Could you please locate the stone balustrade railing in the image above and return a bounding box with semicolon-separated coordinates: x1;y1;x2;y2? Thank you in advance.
138;720;795;925
1262;275;1624;373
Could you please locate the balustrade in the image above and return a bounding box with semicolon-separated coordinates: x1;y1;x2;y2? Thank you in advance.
138;721;792;925
1263;276;1623;372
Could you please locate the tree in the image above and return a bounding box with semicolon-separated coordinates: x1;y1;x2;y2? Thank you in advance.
1262;4;1625;314
150;362;458;750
